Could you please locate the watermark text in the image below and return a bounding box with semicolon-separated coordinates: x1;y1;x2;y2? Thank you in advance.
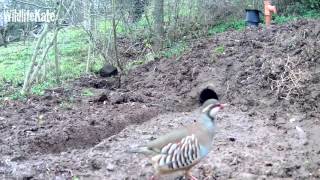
2;9;55;23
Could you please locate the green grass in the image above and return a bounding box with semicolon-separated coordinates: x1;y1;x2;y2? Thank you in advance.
98;20;126;34
162;42;188;58
274;10;320;24
0;27;104;99
206;9;320;35
72;177;80;180
82;88;94;97
126;41;189;71
125;41;189;72
274;15;298;24
214;45;225;54
126;59;146;70
8;91;27;101
0;42;31;93
208;20;246;35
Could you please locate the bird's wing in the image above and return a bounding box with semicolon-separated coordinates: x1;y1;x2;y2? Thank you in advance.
145;126;190;151
151;134;204;172
128;125;194;155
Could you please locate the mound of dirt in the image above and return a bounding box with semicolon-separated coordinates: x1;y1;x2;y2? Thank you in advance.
0;19;319;179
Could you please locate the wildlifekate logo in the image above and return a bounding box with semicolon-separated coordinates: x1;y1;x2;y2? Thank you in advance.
2;9;55;23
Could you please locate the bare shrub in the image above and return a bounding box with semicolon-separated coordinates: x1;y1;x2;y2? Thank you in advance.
265;56;311;100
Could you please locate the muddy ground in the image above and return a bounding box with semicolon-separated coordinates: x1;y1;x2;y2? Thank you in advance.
0;19;320;179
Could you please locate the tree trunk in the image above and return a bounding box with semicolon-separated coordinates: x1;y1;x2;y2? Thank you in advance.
21;23;49;95
54;31;60;83
112;0;122;71
21;1;62;95
154;0;164;52
86;41;92;73
84;0;96;73
28;29;59;91
54;1;62;84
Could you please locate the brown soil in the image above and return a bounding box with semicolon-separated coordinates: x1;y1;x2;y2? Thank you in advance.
0;19;319;180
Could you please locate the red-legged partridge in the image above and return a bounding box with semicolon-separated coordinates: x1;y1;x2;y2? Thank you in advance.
130;99;225;180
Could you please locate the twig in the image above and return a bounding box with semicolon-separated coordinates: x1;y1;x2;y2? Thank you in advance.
15;0;54;9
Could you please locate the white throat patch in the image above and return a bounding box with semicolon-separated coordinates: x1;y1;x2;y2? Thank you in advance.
209;107;220;118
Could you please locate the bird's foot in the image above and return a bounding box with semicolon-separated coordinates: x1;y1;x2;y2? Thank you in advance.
150;175;158;180
187;175;198;180
185;172;198;180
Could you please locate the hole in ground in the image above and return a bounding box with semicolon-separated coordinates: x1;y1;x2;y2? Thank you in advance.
199;88;219;105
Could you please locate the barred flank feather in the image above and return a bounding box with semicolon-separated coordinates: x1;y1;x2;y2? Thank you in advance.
155;134;201;171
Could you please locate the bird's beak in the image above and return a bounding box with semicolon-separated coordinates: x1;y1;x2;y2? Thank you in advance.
220;103;228;109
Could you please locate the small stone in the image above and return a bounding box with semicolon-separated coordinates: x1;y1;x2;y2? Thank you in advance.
240;105;249;112
144;163;152;167
99;64;118;77
237;172;258;180
90;159;102;170
230;156;241;165
248;111;256;117
106;163;115;171
96;93;109;103
289;118;296;123
257;175;268;180
109;92;126;104
265;162;273;167
11;156;27;162
277;145;284;151
149;136;156;141
247;143;254;148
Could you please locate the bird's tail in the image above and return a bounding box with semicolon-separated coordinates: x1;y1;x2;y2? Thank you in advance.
126;146;157;155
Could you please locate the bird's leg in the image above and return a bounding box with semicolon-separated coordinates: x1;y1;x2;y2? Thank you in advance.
185;170;198;180
150;174;159;180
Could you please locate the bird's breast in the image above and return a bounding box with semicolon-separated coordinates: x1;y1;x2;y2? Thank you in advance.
199;144;210;157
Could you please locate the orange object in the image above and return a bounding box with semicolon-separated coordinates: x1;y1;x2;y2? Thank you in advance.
264;0;277;26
